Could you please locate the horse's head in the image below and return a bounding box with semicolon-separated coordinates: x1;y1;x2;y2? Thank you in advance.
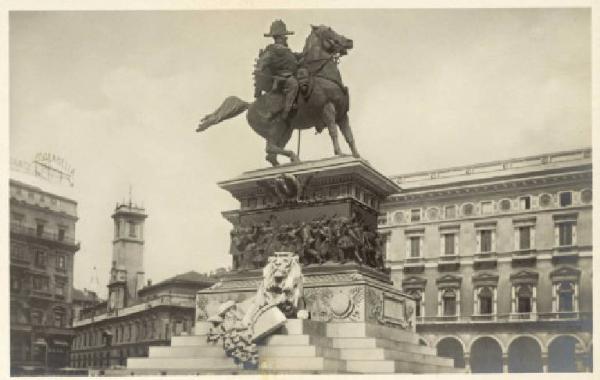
305;24;353;58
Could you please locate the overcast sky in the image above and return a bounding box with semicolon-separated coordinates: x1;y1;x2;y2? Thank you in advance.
9;9;590;297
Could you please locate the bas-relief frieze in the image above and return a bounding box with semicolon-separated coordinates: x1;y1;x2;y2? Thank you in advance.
303;286;364;322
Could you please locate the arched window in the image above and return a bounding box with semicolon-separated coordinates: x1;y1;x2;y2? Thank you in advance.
478;287;493;315
558;282;575;312
442;289;457;316
516;285;533;313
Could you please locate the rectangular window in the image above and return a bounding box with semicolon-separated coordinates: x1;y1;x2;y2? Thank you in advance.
57;255;66;270
444;205;456;219
129;222;137;238
54;313;64;327
520;196;531;210
36;223;45;237
56;282;65;296
11;276;20;291
31;311;43;325
444;234;455;255
519;226;531;250
480;230;493;253
58;228;65;242
410;209;421;222
410;237;421;258
35;251;47;267
11;213;24;226
559;192;572;207
481;201;493;214
33;276;49;290
558;223;573;246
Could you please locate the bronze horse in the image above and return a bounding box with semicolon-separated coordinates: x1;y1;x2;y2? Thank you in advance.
196;25;359;166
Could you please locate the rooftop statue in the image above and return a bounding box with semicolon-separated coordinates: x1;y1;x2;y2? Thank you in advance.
197;20;359;166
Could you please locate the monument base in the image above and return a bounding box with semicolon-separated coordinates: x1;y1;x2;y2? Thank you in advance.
109;319;462;375
196;263;416;332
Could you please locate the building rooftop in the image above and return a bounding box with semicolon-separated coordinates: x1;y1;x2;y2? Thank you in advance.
72;288;102;303
389;147;591;192
138;270;215;296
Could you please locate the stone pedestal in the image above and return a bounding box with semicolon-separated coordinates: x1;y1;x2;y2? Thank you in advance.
196;264;415;333
197;156;415;332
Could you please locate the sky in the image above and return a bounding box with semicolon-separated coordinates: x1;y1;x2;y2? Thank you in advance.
9;8;591;297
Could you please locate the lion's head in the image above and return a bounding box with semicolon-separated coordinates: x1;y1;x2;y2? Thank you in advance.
263;251;302;292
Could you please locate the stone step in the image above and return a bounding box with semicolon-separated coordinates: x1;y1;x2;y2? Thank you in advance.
263;334;311;346
326;323;418;344
93;368;246;376
262;333;332;347
345;359;454;374
280;319;327;336
330;337;436;355
148;344;227;358
126;357;239;370
259;344;341;359
259;356;345;372
170;335;210;346
338;347;454;367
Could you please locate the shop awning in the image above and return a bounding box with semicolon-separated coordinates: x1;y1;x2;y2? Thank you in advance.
33;338;47;346
52;339;70;347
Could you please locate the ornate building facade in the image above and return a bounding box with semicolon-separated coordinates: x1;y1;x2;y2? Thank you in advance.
380;148;593;373
69;202;215;369
9;157;80;373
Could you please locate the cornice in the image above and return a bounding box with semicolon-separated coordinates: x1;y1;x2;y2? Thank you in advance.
386;170;591;204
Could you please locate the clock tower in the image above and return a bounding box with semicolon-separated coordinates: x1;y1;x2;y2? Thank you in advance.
107;201;147;311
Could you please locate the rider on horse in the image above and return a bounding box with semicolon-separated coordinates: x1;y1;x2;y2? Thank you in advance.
254;20;305;121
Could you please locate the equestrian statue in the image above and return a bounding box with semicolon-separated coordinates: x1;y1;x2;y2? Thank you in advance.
196;20;359;166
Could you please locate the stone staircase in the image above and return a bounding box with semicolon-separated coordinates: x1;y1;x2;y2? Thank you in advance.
96;319;461;375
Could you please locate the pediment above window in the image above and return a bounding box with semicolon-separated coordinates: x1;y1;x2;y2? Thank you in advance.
472;272;499;285
510;270;539;284
402;276;427;289
436;274;461;288
550;266;581;281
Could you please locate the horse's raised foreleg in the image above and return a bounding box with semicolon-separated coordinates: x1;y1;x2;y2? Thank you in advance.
338;113;360;158
265;131;299;167
323;102;342;155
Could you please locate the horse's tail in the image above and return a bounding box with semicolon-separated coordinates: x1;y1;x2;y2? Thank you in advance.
196;96;250;132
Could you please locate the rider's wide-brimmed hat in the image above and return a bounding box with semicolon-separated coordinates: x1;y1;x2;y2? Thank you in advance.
264;20;294;37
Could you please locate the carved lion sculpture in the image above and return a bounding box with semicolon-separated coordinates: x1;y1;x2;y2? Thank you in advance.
257;251;304;317
206;252;305;367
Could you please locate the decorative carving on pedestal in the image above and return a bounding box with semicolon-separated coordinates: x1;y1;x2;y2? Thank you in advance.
304;286;364;322
230;214;386;271
365;287;414;330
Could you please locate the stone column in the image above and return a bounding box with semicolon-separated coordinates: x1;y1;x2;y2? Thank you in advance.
575;352;586;372
541;352;549;372
502;353;509;373
463;353;471;373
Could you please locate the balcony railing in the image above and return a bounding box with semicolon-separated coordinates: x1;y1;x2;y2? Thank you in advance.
417;311;588;324
10;223;79;246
